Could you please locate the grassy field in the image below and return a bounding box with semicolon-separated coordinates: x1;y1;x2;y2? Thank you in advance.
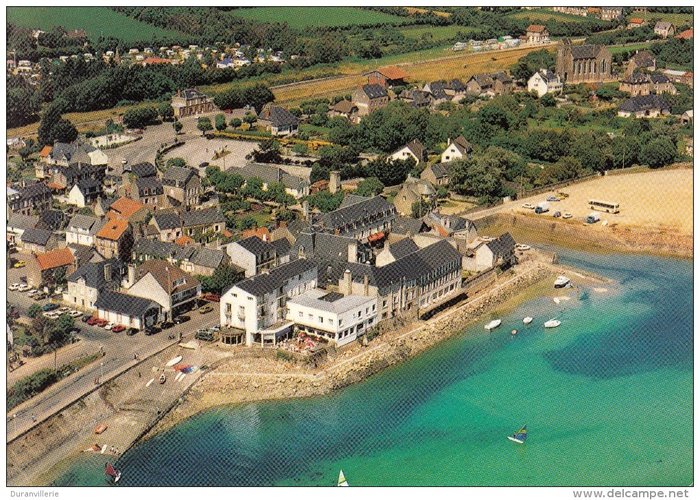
231;7;410;28
608;42;654;54
509;8;609;24
7;7;185;43
398;25;479;41
628;10;693;26
404;7;452;18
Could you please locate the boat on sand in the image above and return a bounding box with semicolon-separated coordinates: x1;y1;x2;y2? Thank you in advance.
484;319;502;331
544;319;561;328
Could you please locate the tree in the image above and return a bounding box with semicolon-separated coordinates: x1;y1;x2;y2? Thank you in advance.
450;155;506;203
411;200;430;219
510;49;556;82
251;139;282;163
355;177;385;197
197;117;213;136
27;304;42;319
40;118;78;146
173;120;183;135
366;158;414;187
237;215;257;230
229;118;242;129
198;265;244;294
305;190;344;212
215;113;227;132
123;106;159;129
540;93;556;107
158;101;174;121
640;137;676;168
166;157;187;168
292;143;309;156
243;112;257;130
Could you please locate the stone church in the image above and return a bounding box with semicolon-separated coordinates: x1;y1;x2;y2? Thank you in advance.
555;41;612;84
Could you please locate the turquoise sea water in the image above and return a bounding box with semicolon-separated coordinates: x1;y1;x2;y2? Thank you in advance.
53;250;692;486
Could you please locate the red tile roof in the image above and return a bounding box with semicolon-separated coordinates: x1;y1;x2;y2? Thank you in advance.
108;197;146;220
175;235;195;246
374;66;408;80
96;218;130;241
527;24;547;33
143;57;172;65
629;18;645;25
36;247;74;271
676;28;693;39
242;226;270;241
39;145;53;158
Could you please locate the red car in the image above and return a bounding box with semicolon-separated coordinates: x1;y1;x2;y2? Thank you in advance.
87;317;99;326
111;325;126;333
202;293;220;302
94;318;108;327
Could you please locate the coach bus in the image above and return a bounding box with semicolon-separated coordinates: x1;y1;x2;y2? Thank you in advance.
588;199;620;214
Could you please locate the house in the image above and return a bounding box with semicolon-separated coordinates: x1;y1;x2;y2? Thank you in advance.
681;110;693;125
526;24;550;44
224;236;290;278
556;42;612;83
422;81;450;104
127;162;158;178
319;195;396;243
45;140;108;168
66;214;104;246
150;211;183;242
287;289;378;347
220;258;318;346
7;213;39;246
233;163;309;199
63;259;122;311
37;210;67;232
352;84;389;117
291;230;372;265
466;72;513;96
132;238;232;277
95;218;133;261
464;232;516;272
649;74;677;95
440;136;472;163
20;228;57;254
399;89;433;109
50;163;106;192
388;217;428;241
162;166;201;209
94;291;160;330
181;207;226;238
364;66;409;88
127;259;201;320
131;177;164;211
627;18;646;30
329;100;359;122
444;79;467;100
388;139;426;165
617;95;671;118
25;247;76;288
258;105;299;136
67;179;103;208
9;182;53;216
375;237;419;267
661;69;693;88
619;72;652;96
171;88;216;118
339;239;463;321
393;176;436;217
654;21;675;38
527;68;563;97
599;7;623;21
675;28;693;40
424;213;478;245
626;50;656;76
107;197;149;225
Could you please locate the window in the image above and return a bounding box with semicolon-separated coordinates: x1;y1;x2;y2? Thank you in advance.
339;319;343;326
226;304;232;313
319;317;324;324
329;318;334;325
298;311;303;318
309;314;314;320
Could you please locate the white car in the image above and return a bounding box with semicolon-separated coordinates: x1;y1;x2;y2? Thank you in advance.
9;283;20;291
18;284;31;292
27;289;39;297
521;203;535;210
104;322;115;330
69;310;82;318
59;306;71;313
43;311;60;319
562;212;573;219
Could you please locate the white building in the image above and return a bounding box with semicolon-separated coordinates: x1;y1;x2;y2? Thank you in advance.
287;288;378;347
527;68;563;97
65;214;104;247
220;259;318;346
440;135;472;163
388;139;425;165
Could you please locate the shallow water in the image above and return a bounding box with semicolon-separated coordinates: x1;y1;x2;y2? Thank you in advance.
53;250;692;486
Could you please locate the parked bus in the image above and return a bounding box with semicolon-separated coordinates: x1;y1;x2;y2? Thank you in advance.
588;200;619;214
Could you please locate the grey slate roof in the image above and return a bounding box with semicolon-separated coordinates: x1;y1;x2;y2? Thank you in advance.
19;182;52;201
373;239;461;290
486;232;516;258
130;162;157;178
67;214;103;234
270;238;291;257
650;73;670;84
291;231;360;261
428;162;454;179
94;290;159;317
447;79;465;92
427;81;449;100
67;259;122;290
321;195;394;231
179;88;208;100
76;178;102;195
619;95;670;113
181;207;225;228
391;216;426;236
260;105;299;128
400;89;433;107
233;163;308;191
135;177;164;196
236;236;275;257
38;210;67;231
153;212;182;230
389;238;419;260
162;166;196;186
235;258;316;297
21;228;53;246
189;247;226;269
133;238;179;259
362;83;388;100
570;45;603;60
8;213;39;231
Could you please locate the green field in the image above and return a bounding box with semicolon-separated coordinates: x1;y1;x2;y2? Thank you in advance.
231;7;410;28
398;25;479;42
628;10;693;27
608;42;654;55
7;7;186;43
509;8;608;24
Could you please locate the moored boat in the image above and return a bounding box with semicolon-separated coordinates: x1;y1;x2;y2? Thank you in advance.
484;319;502;331
544;319;561;328
338;469;349;487
105;462;121;483
523;317;533;325
554;276;570;288
166;355;183;367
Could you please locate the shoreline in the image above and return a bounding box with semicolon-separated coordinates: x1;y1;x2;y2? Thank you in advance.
146;257;610;441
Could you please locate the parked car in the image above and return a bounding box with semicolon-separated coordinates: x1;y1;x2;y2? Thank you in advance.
86;317;99;325
546;196;561;202
69;310;82;318
174;315;190;325
33;293;47;301
145;326;161;336
94;318;108;327
198;305;214;314
161;321;175;330
9;283;20;291
58;306;71;313
202;293;221;302
209;325;220;332
521;203;535;210
27;289;39;297
13;260;26;268
111;325;126;333
126;328;138;336
553;211;561;218
82;314;93;323
104;322;115;330
562;212;573;219
195;330;215;341
42;303;60;312
18;284;31;292
43;311;60;319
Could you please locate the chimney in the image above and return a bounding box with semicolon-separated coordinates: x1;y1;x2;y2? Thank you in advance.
363;274;369;296
302;200;310;221
347;241;357;263
343;269;352;296
329;170;341;194
126;264;136;288
103;262;112;282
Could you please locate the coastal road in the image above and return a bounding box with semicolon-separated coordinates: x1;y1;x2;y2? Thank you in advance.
7;306;220;441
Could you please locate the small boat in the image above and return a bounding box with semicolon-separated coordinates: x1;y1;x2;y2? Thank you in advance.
484;319;502;331
100;444;108;454
166;355;183;367
544;319;561;328
94;424;108;435
523;317;533;325
515;244;531;251
511;329;518;336
338;469;349;487
105;462;122;483
507;425;527;444
159;373;166;384
554;276;570;288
